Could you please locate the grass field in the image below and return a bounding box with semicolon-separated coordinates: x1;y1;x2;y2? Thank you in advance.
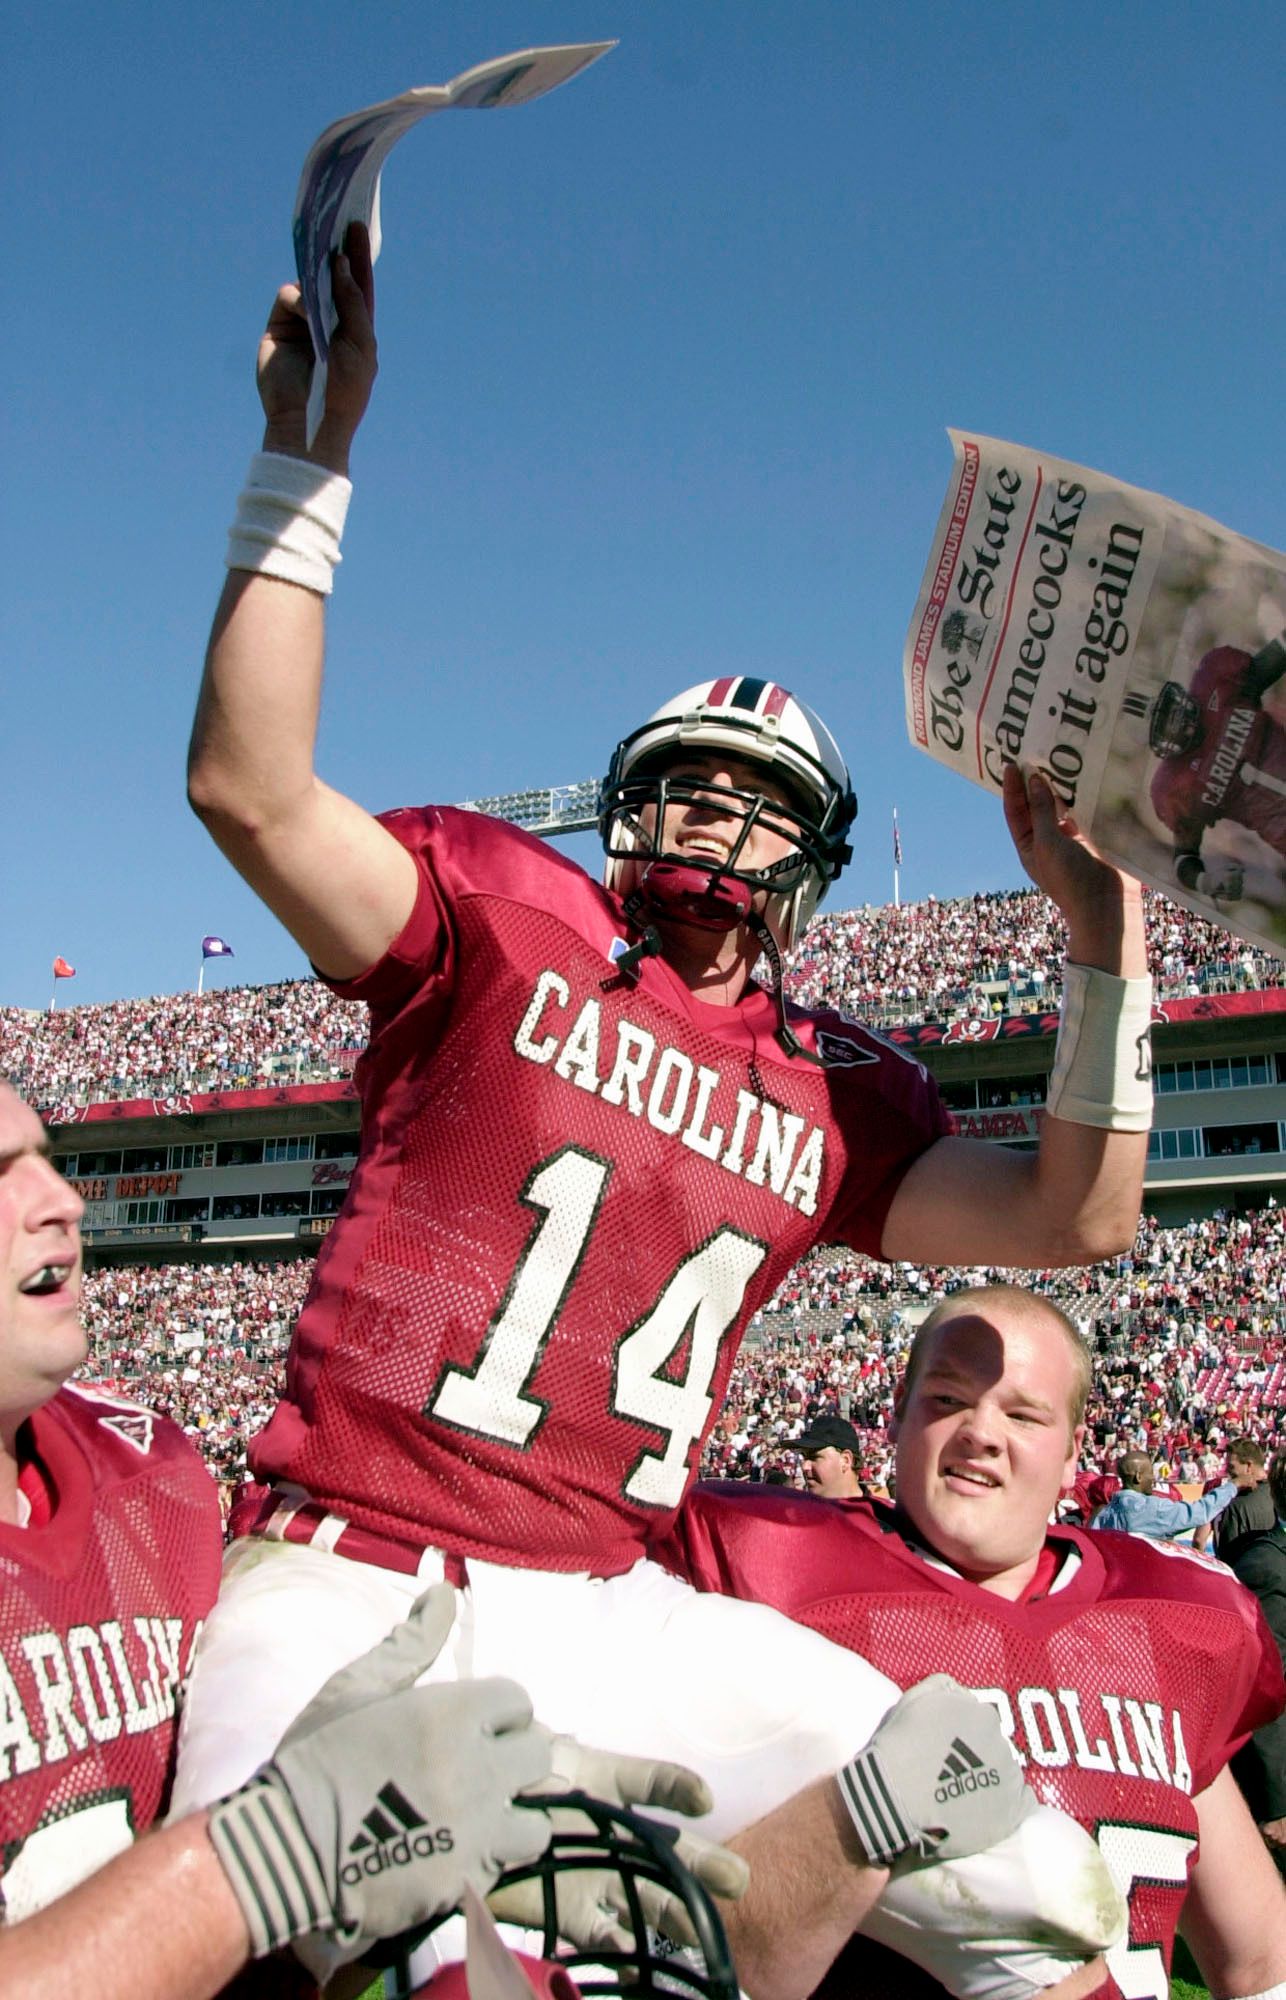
1172;1933;1212;1999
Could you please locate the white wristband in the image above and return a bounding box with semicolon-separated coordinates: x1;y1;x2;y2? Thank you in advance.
1045;963;1154;1132
226;451;352;597
1227;1987;1286;2000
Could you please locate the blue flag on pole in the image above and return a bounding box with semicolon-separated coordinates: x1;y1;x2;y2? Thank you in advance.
202;935;235;959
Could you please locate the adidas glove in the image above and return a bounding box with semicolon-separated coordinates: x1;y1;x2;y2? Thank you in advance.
207;1586;552;1960
837;1675;1031;1867
489;1737;749;1952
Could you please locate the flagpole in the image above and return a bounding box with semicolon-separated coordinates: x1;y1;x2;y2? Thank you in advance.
199;936;235;992
49;958;76;1008
892;807;901;910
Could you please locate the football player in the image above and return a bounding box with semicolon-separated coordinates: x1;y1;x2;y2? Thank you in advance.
0;1078;221;1947
1124;633;1286;905
659;1284;1286;2000
0;1079;716;1996
178;227;1149;1994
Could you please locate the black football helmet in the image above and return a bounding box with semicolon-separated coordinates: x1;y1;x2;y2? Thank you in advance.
378;1792;740;2000
1147;680;1203;758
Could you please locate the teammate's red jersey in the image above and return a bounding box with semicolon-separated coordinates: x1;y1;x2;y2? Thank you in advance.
1065;1470;1119;1523
0;1384;222;1920
657;1483;1284;2000
1151;647;1286;855
249;810;949;1574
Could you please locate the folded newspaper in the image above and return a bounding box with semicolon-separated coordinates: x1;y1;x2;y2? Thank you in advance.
292;43;615;443
904;433;1286;954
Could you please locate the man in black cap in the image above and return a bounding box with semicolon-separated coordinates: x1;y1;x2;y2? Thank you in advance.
796;1413;866;1500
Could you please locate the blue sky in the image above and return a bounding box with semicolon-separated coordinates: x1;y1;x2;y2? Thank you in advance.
6;0;1284;1007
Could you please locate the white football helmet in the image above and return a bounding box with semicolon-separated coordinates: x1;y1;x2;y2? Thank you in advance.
599;677;856;953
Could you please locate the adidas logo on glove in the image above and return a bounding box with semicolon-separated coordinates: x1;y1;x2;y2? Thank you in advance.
340;1781;455;1886
933;1737;1000;1804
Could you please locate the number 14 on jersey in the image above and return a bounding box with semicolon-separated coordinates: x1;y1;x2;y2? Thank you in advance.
427;1145;768;1509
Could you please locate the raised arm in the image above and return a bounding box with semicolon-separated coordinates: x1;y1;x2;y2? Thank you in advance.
187;227;418;980
1145;1481;1237;1535
882;765;1149;1267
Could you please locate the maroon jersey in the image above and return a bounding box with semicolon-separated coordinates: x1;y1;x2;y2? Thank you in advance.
658;1484;1284;2000
0;1385;222;1920
1151;647;1286;854
250;810;949;1574
1067;1470;1119;1523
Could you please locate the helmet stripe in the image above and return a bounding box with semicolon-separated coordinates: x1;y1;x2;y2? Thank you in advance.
762;683;791;718
730;676;767;711
707;676;735;706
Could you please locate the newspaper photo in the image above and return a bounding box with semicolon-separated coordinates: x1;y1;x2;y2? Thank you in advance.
904;432;1286;953
292;43;615;443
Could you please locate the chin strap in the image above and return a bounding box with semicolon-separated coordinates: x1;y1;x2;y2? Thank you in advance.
745;915;821;1065
616;893;821;1067
613;893;664;979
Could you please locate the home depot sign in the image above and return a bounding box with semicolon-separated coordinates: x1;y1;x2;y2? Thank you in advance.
69;1172;183;1201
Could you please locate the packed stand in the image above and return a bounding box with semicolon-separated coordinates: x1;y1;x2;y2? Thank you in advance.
786;887;1281;1025
73;1202;1286;1508
709;1206;1286;1487
0;980;367;1109
78;1258;313;1499
5;891;1283;1112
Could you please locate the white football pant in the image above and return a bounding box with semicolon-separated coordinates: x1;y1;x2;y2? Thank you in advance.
172;1536;1120;1997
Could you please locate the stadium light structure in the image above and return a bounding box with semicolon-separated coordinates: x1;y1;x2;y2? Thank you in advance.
456;779;600;838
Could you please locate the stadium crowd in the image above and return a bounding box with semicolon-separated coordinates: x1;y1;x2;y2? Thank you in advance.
0;978;366;1108
785;886;1280;1024
79;1258;312;1498
76;1200;1286;1505
6;886;1281;1111
12;99;1286;1992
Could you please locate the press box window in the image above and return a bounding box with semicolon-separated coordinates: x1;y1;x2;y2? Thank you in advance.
315;1133;359;1161
264;1136;314;1163
262;1190;310;1217
213;1194;262;1220
1147;1129;1200;1161
1201;1121;1281;1159
68;1150;123;1177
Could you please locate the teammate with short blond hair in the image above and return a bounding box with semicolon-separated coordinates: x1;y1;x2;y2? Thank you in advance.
661;1284;1286;1999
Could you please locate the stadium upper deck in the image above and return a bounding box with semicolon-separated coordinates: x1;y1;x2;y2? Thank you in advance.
5;885;1286;1258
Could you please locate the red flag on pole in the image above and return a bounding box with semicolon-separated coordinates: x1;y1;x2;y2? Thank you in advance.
52;957;76;979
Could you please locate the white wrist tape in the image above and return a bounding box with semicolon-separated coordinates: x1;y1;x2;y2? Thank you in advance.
1045;963;1153;1131
226;451;352;596
1227;1987;1286;2000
